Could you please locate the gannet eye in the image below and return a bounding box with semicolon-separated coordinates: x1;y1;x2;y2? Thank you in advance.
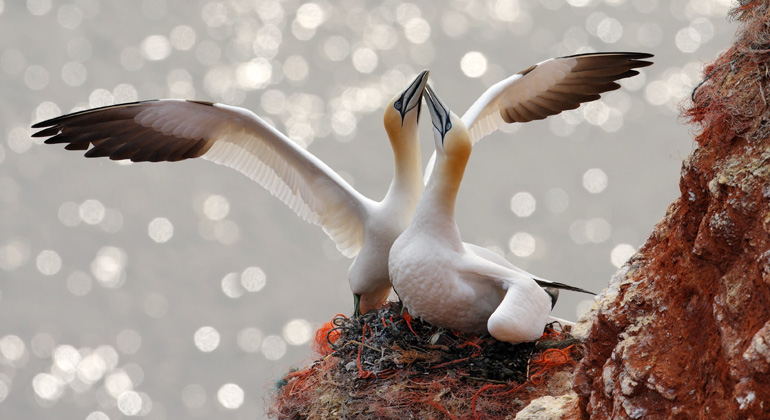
445;121;452;131
394;100;402;110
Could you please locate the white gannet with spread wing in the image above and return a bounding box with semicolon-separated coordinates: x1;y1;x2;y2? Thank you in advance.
423;52;653;181
389;85;593;344
32;71;430;315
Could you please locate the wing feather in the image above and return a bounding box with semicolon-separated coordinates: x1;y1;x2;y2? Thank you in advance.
33;99;372;257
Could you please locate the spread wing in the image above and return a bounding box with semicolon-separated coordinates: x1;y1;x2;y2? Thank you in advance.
423;52;653;183
32;99;374;257
462;52;653;143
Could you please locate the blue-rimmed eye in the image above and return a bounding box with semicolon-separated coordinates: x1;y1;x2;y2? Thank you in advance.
394;100;402;110
445;121;452;131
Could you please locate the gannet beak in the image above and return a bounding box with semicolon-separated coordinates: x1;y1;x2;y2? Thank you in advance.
396;70;430;124
424;84;452;143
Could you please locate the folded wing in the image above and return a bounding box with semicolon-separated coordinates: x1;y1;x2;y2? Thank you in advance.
33;99;373;257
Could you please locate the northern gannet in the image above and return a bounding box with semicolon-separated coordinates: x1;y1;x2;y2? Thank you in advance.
389;85;592;344
32;70;430;315
423;52;653;182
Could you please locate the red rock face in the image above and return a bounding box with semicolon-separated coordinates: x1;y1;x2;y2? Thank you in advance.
572;3;770;419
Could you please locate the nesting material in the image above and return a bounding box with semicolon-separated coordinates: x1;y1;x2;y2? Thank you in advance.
269;303;582;419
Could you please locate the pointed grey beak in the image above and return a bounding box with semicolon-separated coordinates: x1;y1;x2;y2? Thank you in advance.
395;70;429;124
424;83;452;142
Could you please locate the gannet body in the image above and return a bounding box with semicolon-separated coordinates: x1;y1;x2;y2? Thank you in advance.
390;85;592;343
33;71;430;314
424;52;653;181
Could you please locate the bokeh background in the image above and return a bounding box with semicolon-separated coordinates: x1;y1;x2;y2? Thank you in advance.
0;0;736;419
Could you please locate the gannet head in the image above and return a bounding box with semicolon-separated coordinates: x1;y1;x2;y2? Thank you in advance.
424;84;471;163
384;70;429;138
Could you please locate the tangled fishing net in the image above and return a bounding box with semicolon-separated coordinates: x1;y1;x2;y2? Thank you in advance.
269;303;582;419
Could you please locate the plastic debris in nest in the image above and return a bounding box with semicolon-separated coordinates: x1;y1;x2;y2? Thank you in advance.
269;302;582;420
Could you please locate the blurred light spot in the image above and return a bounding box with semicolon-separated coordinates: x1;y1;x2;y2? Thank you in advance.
491;0;520;21
601;108;624;132
8;126;33;153
116;329;142;355
57;4;83;29
582;168;608;193
596;17;622;43
120;46;144;71
611;243;636;267
583;101;610;126
254;24;282;57
113;84;138;103
675;27;701;53
142;35;172;61
236;327;263;353
0;239;30;272
241;266;266;292
0;335;26;362
148;217;174;243
261;89;286;114
144;293;168;319
170;25;196;50
644;80;669;106
105;370;133;398
576;299;594;318
54;344;81;372
508;232;536;257
690;17;714;43
33;373;64;401
0;49;26;75
404;17;430;44
323;36;350;61
510;192;536;217
332;111;357;138
31;333;56;358
182;384;206;409
24;65;49;90
352;47;378;74
85;412;109;420
256;0;283;23
202;194;230;221
62;61;87;86
194;326;220;352
366;25;398;50
79;199;106;225
67;36;92;61
99;208;124;234
95;345;119;371
141;0;166;19
201;2;228;27
566;0;592;6
91;246;127;288
291;17;316;40
283;55;309;82
460;52;487;78
27;0;52;15
77;353;107;384
217;383;244;409
544;188;569;213
396;3;421;25
0;379;8;403
221;272;245;298
89;88;114;107
36;250;62;276
586;217;612;243
569;220;590;244
261;335;286;360
282;319;312;346
622;69;646;91
441;11;468;38
236;58;271;90
117;391;143;415
67;271;93;296
296;3;325;29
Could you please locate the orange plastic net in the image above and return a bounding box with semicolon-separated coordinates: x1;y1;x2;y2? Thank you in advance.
269;302;583;419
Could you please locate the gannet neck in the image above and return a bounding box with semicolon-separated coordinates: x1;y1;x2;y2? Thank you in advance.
384;128;423;203
411;152;465;239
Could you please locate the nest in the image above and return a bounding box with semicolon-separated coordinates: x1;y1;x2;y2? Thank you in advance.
269;302;582;419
